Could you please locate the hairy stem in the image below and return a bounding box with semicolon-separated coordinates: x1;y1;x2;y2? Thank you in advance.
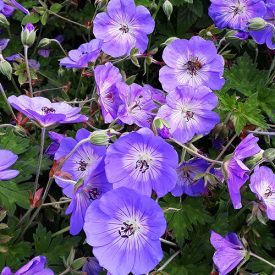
24;46;33;96
250;252;275;269
157;250;181;271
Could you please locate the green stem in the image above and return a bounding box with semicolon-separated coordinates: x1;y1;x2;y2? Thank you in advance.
267;56;275;84
34;127;46;193
42;199;71;207
108;117;119;128
160;238;177;247
52;226;70;237
58;268;71;275
51;39;67;56
11;76;21;94
48;10;87;29
0;83;17;121
248;130;275;136
170;138;223;165
250;252;275;269
157;250;181;271
24;45;33;96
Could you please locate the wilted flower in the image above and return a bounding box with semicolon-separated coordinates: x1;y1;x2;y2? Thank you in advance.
208;0;266;31
8;95;88;128
94;62;123;123
54;128;106;197
1;255;54;275
224;134;261;209
157;85;220;144
59;39;102;68
83;187;166;275
0;149;19;180
250;166;275;220
250;0;275;49
93;0;155;57
171;158;208;197
82;257;103;275
159;36;225;91
210;231;247;275
105;128;178;197
65;160;112;235
117;82;160;128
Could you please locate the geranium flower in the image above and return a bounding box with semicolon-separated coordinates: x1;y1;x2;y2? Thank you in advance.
105;128;178;197
1;256;54;275
0;0;29;17
117;82;161;128
59;39;102;68
159;36;225;91
157;85;220;144
8;95;88;128
210;231;247;275
82;257;103;275
171;158;209;197
54;128;106;197
65;160;112;235
208;0;266;30
224;134;261;209
93;0;155;57
83;187;166;275
45;131;65;157
250;166;275;220
94;62;123;123
250;0;275;49
0;149;19;180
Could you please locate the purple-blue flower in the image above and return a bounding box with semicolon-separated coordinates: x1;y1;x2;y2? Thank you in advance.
82;257;103;275
1;256;54;275
59;39;102;68
117;82;160;128
0;38;9;51
157;85;220;144
83;187;166;275
209;0;266;30
93;0;155;57
159;36;225;91
224;134;261;209
250;0;275;49
0;0;29;17
65;160;112;235
8;95;88;128
54;128;106;197
94;62;123;123
45;131;65;157
171;158;208;197
0;149;19;180
210;231;246;275
105;128;178;197
250;166;275;220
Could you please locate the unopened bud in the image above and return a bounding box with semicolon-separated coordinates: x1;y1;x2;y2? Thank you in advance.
163;0;173;21
263;148;275;162
90;130;110;145
161;37;178;47
248;17;267;31
0;56;12;80
0;13;9;27
21;23;36;47
38;38;51;48
154;118;171;139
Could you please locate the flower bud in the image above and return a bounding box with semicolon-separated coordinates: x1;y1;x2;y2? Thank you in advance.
90;130;110;145
0;13;9;27
38;38;51;48
0;55;12;80
248;17;267;31
21;23;36;47
154;118;171;139
263;148;275;162
163;0;173;21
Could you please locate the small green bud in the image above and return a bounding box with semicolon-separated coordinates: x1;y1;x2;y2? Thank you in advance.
90;130;110;146
248;17;267;31
0;13;9;27
163;0;173;21
21;23;36;47
263;148;275;162
161;37;178;47
0;55;12;80
38;38;51;48
71;257;87;270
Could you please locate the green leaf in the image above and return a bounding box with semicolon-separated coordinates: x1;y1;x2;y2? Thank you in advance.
22;13;41;24
0;181;31;213
161;195;212;246
171;0;193;5
0;129;30;154
50;3;63;13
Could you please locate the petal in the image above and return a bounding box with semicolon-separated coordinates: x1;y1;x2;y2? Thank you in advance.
0;150;18;171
